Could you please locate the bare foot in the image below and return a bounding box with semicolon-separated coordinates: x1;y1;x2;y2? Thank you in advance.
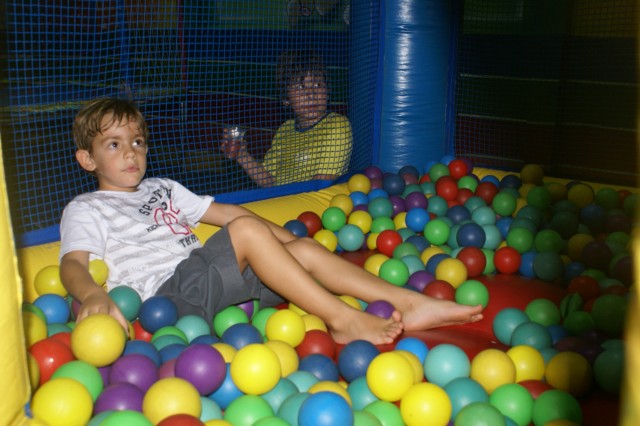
328;309;404;345
401;296;484;331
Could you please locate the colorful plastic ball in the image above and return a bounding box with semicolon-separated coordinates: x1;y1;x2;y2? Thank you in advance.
435;258;468;289
474;181;500;205
455;279;489;308
363;253;389;276
230;343;281;394
33;293;70;325
423;218;450;246
493;308;529;346
366;351;414;402
435;176;459;201
348;173;372;193
313;229;339;252
284;219;309;237
446;204;471;225
94;382;145;414
297;211;323;237
336;340;379;383
532;252;564;282
493;247;521;274
455;247;486;278
520;164;544;185
567;183;594;209
109;353;159;392
531;390;582;426
321;206;347;232
71;313;126;367
350;190;369;207
399;382;451;426
31;377;93;426
506;345;545;382
208;364;242;410
299;353;339;382
379;258;410;286
406;270;434;292
368;197;394;219
348;210;373;234
591;294;627;336
593;347;624;395
143;377;201;424
443;377;489;419
277;392;311;425
381;173;405;196
470;349;516;394
489;383;533;426
423;343;470;388
295;329;336;360
106;286;142;322
403;208;429;233
405;191;428;210
224;394;274;425
265;309;306;347
173;344;225;395
138;296;178;334
510;321;552;350
455;402;506;426
337;224;365;252
157;414;204;426
506;228;534;253
400;254;427;277
221;322;262;350
28;337;75;386
428;162;450;182
51;360;103;402
297;391;353;426
35;265;66;297
525;298;561;327
423;279;456;301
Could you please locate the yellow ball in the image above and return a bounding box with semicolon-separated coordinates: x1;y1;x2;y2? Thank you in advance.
400;382;452;426
348;210;373;234
520;164;544;185
545;181;568;203
23;310;48;347
338;294;363;310
71;314;126;367
302;314;328;332
364;253;389;276
518;183;537;200
89;259;109;285
366;352;415;401
396;350;424;384
435;258;468;289
420;246;446;265
367;232;380;250
288;302;308;316
264;340;300;377
567;183;594;209
567;233;594;261
142;377;201;424
34;265;66;297
205;421;234;426
506;345;545;382
309;381;352;405
265;309;306;347
27;352;41;390
230;343;281;394
313;229;338;252
348;174;372;194
545;351;593;397
330;194;354;216
212;342;237;363
470;349;516;394
394;212;408;230
31;378;93;426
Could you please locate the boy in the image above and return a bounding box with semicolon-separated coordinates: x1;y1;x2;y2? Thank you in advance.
220;50;352;187
60;98;483;345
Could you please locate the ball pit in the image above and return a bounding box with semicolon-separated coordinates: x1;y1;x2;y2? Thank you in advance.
6;163;637;425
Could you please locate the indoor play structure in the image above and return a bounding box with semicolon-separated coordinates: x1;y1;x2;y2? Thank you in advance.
1;0;638;425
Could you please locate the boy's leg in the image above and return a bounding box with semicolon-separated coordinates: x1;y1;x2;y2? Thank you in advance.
227;216;404;345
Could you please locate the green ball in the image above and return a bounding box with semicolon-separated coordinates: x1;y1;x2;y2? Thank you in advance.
525;298;561;327
526;186;552;210
354;410;383;426
213;305;249;337
591;294;627;336
481;248;496;274
594;347;624;395
109;286;142;322
251;307;278;338
532;252;564;282
424;218;451;246
531;390;582;426
516;205;544;228
489;383;533;426
371;217;395;233
429;163;450;182
562;310;595;336
224;395;274;426
51;360;104;402
533;229;564;253
321;206;347;231
506;228;534;253
595;187;620;210
458;175;479;192
454;402;506;426
492;192;517;217
151;325;188;344
379;258;410;286
101;410;153;426
549;211;580;239
559;293;584;317
254;416;290;426
363;400;403;426
455;280;489;308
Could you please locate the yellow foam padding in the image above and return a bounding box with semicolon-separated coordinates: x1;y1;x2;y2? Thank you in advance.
0;135;34;425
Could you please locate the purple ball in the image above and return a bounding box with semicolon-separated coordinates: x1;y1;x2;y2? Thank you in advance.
363;165;384;180
108;353;159;392
365;300;396;319
405;192;428;210
389;194;407;217
174;343;226;395
94;382;144;414
407;270;435;292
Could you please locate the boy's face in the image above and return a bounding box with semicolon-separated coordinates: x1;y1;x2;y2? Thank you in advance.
286;72;328;128
76;114;148;192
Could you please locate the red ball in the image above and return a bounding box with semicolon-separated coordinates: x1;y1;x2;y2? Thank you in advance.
157;414;205;426
567;276;600;302
29;337;76;386
455;247;486;277
456;188;474;205
296;329;337;360
422;280;456;301
297;211;323;237
448;159;470;179
435;176;459;201
49;331;72;348
132;320;153;342
493;246;522;274
519;379;553;399
419;174;431;184
475;181;499;204
376;230;403;257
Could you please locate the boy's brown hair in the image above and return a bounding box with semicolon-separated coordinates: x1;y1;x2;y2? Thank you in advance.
275;50;327;99
73;98;149;152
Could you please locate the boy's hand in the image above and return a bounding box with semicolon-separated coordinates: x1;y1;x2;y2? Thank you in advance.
220;128;248;159
76;289;130;335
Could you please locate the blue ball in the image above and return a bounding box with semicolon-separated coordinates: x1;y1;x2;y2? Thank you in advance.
138;296;178;333
457;222;487;248
395;337;429;364
496;217;513;239
382;173;406;196
368;188;389;201
406;234;430;253
499;174;522;190
447;205;472;225
350;191;369;207
221;323;263;349
284;219;309;238
209;364;243;410
159;343;187;363
191;334;220;346
480;174;500;186
33;293;70;324
426;253;451;276
298;391;353;426
519;251;537;278
405;208;430;233
299;354;340;382
337;340;380;383
123;340;162;366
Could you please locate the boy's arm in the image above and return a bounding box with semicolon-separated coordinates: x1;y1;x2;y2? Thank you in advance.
199;202;296;243
60;250;129;331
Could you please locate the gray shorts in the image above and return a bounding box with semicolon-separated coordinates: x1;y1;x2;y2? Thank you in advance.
156;225;285;321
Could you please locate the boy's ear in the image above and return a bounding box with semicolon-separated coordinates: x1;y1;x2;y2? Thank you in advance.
75;150;97;172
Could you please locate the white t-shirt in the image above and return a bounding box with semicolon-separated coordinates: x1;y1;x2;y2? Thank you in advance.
60;178;213;300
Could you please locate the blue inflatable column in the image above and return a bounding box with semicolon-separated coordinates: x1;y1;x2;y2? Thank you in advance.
377;0;453;172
